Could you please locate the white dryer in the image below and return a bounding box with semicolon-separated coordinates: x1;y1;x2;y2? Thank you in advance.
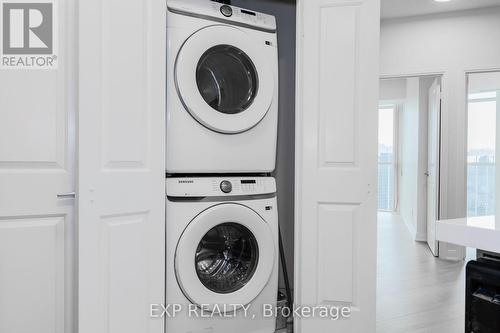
166;177;279;332
166;0;279;173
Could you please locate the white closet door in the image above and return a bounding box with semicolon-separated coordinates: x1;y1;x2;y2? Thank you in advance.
0;1;76;332
294;0;380;332
78;0;165;332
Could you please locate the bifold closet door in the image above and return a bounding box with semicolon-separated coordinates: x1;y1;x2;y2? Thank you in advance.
295;0;380;332
78;1;166;333
0;0;77;332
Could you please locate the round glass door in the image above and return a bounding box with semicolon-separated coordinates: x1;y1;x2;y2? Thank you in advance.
195;222;259;294
175;25;275;134
196;45;258;115
175;203;275;311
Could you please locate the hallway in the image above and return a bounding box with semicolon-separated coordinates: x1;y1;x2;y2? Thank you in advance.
377;212;469;333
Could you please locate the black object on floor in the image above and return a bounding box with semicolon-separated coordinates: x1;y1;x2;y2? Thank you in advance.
466;259;500;332
279;226;293;311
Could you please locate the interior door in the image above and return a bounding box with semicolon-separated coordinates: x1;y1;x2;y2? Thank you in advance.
426;78;441;256
294;0;380;332
78;1;165;333
0;1;76;332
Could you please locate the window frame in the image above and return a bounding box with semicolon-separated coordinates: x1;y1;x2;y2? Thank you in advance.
465;88;498;217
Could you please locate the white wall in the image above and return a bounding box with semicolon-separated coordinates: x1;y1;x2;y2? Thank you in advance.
380;78;406;101
381;7;500;224
398;78;420;238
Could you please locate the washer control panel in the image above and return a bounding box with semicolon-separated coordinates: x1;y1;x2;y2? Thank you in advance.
167;0;276;32
166;177;276;197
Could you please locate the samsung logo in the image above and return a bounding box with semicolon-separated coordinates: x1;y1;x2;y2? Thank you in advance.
178;180;194;184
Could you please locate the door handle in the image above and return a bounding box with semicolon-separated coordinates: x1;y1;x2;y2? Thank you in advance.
57;192;76;199
424;172;430;176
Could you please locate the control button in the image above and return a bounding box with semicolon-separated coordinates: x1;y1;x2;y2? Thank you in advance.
220;180;232;193
220;5;233;17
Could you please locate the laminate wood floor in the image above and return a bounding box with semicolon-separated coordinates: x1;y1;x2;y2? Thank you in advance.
377;212;473;333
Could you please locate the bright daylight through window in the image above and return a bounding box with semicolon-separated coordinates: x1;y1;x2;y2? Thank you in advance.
378;105;395;211
467;72;500;217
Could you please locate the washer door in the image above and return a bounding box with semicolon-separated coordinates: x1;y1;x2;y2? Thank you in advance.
175;25;275;134
175;203;275;310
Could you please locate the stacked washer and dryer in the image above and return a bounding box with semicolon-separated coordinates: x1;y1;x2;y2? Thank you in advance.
165;0;280;332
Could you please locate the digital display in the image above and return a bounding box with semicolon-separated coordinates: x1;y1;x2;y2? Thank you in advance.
241;9;256;16
241;180;256;184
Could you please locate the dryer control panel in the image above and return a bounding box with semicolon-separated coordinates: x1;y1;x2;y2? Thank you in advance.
167;0;277;32
166;177;276;197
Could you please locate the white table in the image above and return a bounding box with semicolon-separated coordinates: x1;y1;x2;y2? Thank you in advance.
436;215;500;254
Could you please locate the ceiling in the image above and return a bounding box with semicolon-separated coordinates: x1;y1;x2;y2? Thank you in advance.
381;0;500;19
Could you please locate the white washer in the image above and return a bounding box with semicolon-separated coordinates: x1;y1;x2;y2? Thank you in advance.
166;0;279;173
166;177;279;333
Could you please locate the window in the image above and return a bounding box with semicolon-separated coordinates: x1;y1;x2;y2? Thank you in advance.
378;105;396;211
467;72;500;217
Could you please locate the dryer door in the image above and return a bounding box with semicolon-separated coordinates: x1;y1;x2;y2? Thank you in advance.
175;25;275;134
175;203;275;311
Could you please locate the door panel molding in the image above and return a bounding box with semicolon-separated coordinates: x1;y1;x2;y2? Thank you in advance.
319;4;360;167
295;0;380;331
0;215;66;333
